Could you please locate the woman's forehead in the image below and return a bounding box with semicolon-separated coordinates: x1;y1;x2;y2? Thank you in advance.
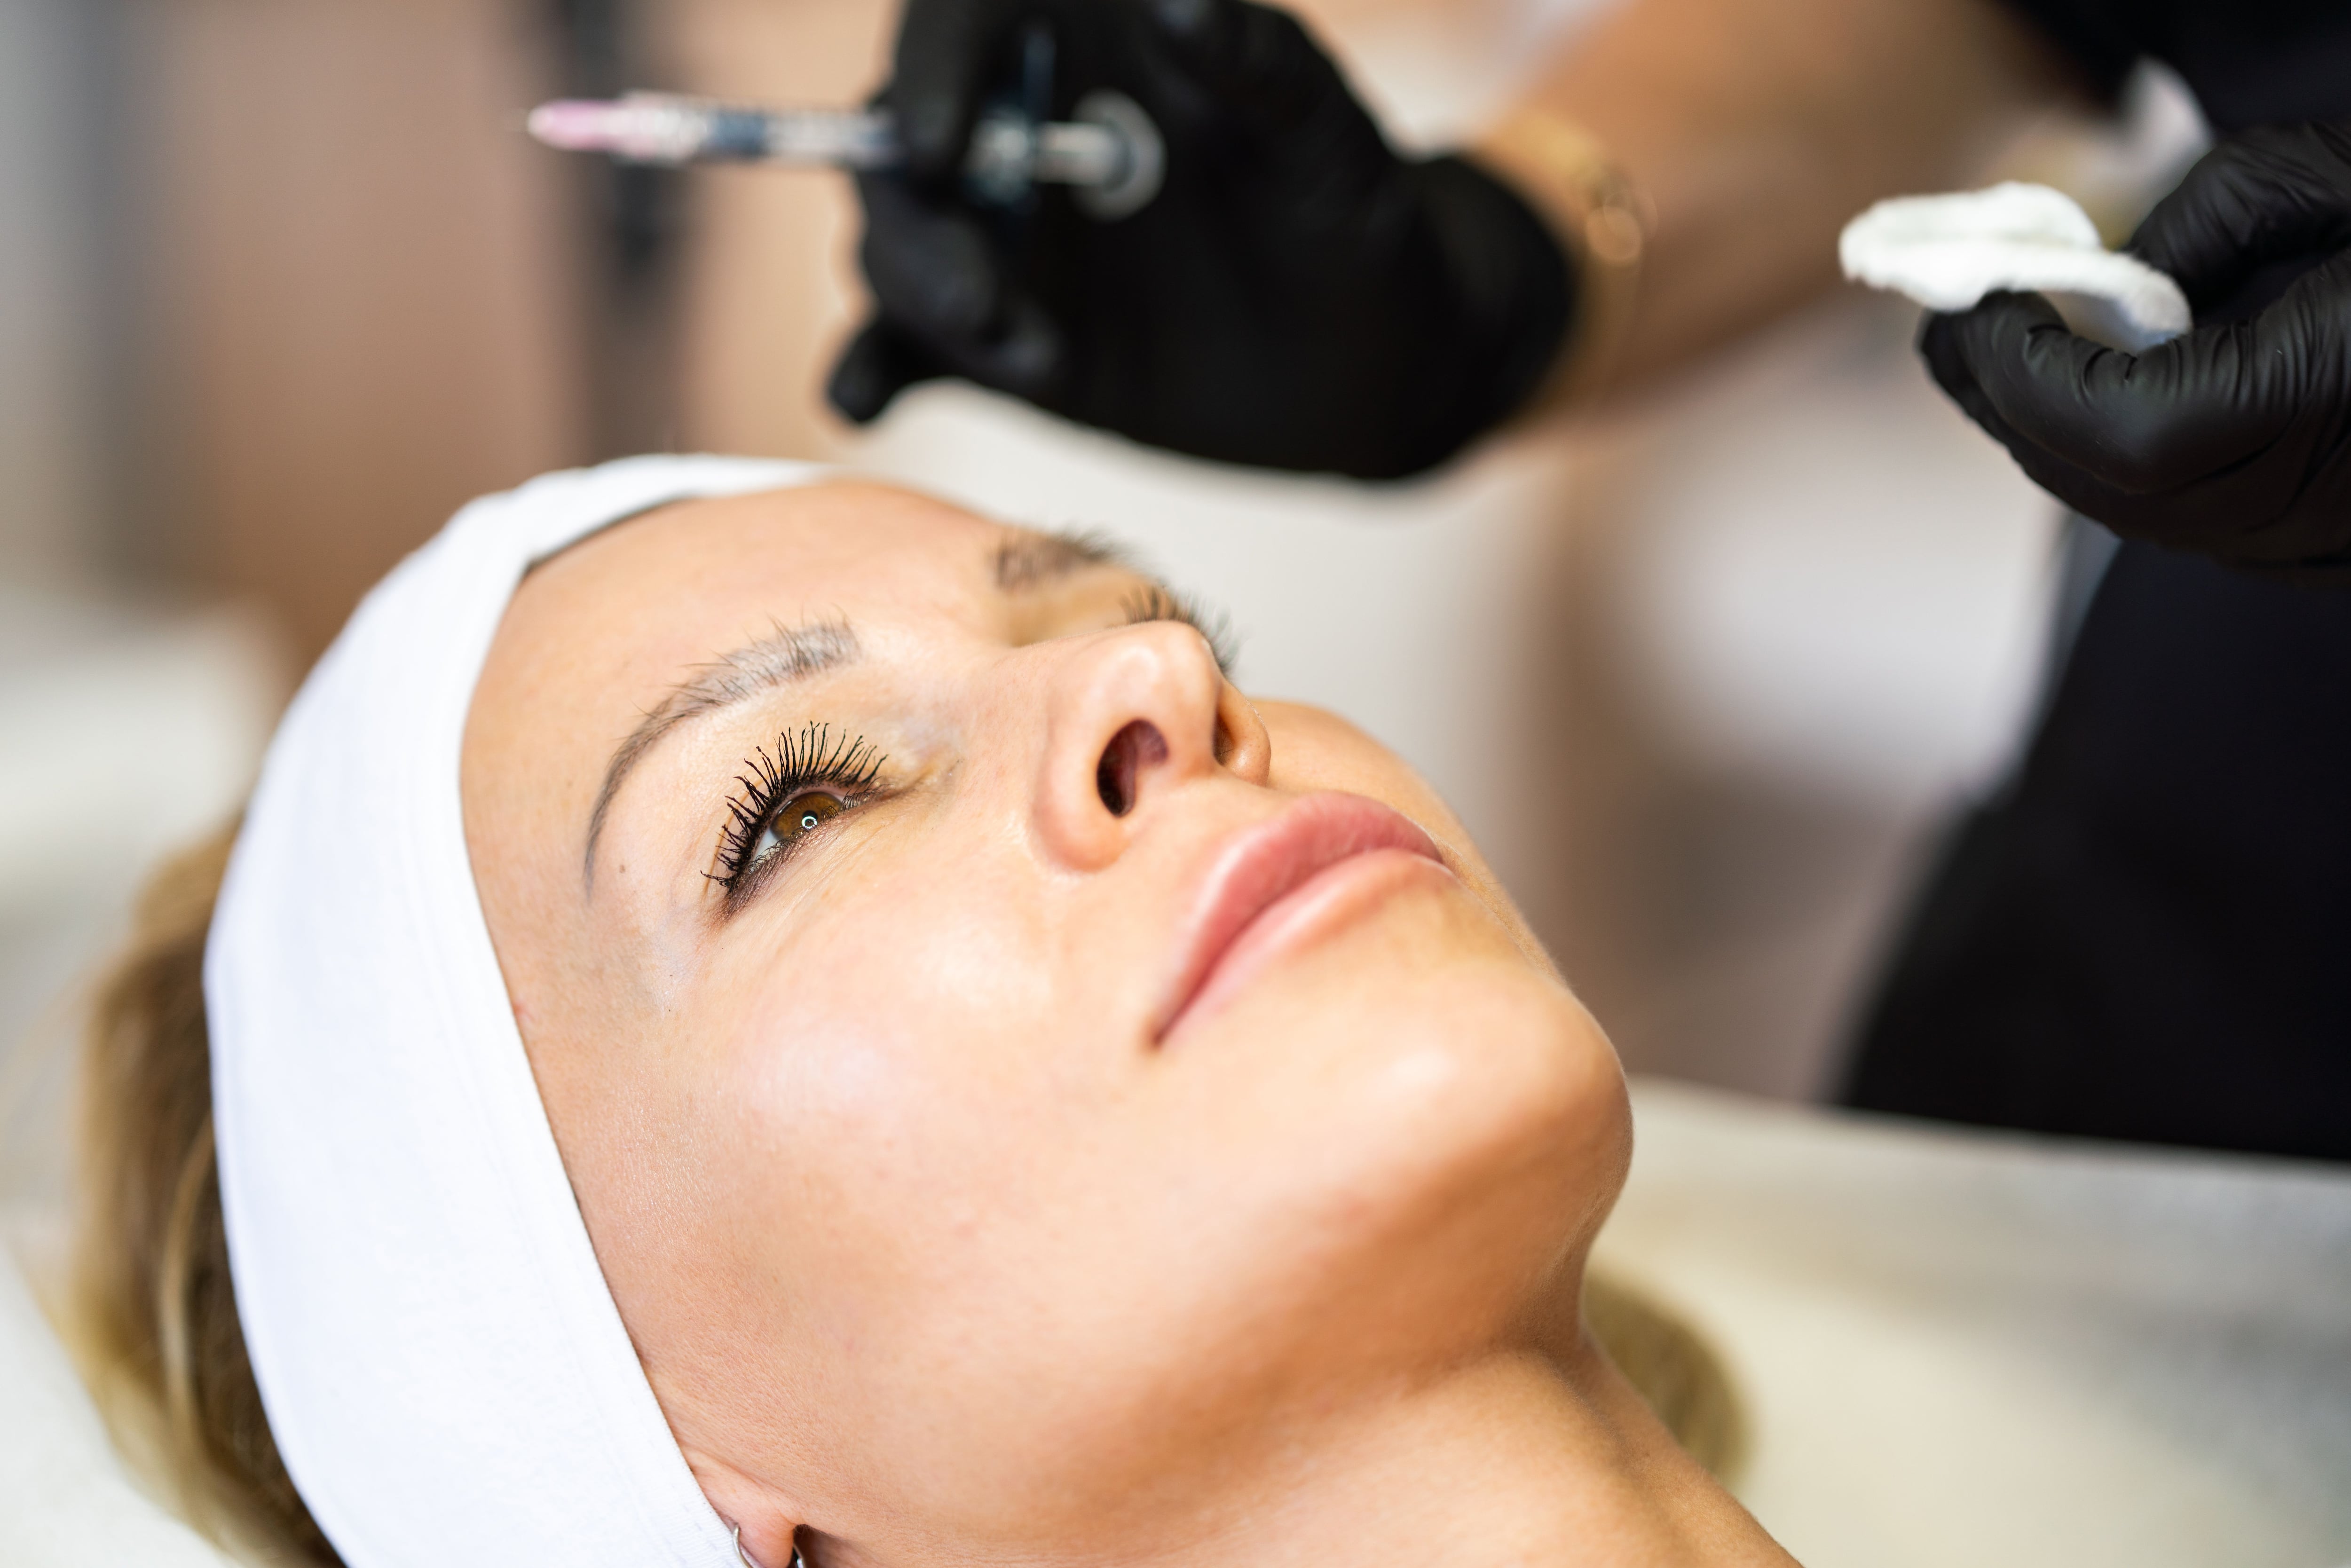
500;485;1048;695
541;482;1009;618
514;483;1160;678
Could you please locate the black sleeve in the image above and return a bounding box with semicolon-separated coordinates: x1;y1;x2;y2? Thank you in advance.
1993;0;2143;102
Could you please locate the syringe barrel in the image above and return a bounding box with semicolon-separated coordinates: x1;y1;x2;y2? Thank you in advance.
529;92;1160;217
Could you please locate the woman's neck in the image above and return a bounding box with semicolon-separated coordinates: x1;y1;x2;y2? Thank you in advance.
1149;1338;1792;1568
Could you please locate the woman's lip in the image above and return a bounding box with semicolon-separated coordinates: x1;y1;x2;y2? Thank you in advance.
1153;793;1447;1042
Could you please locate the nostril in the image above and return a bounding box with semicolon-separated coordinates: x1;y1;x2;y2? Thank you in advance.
1096;720;1168;817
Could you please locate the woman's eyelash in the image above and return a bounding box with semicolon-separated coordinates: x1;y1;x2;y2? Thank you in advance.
710;723;886;895
1122;585;1239;678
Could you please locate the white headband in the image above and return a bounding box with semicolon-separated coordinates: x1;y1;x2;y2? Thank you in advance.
207;456;821;1566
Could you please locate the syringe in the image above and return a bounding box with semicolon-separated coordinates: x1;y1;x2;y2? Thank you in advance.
527;91;1165;219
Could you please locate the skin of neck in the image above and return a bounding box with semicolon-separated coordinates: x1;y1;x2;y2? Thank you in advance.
776;1294;1791;1568
1108;1323;1787;1568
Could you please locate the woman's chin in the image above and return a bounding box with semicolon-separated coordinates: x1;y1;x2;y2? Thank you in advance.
1171;873;1619;1180
1144;939;1629;1347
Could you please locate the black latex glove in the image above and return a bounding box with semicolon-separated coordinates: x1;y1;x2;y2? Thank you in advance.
827;0;1573;480
1921;123;2351;577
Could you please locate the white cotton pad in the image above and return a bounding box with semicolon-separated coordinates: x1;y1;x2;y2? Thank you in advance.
1839;181;2191;351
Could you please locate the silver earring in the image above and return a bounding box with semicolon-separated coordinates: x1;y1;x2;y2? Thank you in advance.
734;1522;808;1568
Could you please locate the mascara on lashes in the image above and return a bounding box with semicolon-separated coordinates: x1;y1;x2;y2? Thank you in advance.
710;723;887;900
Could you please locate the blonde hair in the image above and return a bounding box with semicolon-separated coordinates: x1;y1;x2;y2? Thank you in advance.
66;829;1740;1562
71;824;339;1565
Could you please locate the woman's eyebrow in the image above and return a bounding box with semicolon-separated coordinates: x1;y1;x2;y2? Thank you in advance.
995;528;1238;677
993;528;1128;591
584;619;859;884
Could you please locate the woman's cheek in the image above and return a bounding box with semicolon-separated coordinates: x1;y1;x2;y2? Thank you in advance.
1257;702;1438;809
723;870;1053;1157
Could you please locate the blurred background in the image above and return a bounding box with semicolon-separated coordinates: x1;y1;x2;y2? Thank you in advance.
0;0;2208;1205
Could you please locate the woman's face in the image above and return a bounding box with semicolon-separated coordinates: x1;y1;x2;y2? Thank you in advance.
463;482;1628;1561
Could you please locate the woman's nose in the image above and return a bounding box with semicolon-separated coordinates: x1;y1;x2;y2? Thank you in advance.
1033;621;1270;870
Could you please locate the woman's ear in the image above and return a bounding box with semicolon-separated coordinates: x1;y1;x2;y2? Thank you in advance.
682;1445;806;1567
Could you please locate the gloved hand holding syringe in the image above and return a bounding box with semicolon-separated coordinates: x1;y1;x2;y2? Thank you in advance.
531;0;1577;481
528;87;1165;219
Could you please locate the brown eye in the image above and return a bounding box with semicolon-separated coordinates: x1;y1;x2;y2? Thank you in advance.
746;791;851;871
772;792;846;843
